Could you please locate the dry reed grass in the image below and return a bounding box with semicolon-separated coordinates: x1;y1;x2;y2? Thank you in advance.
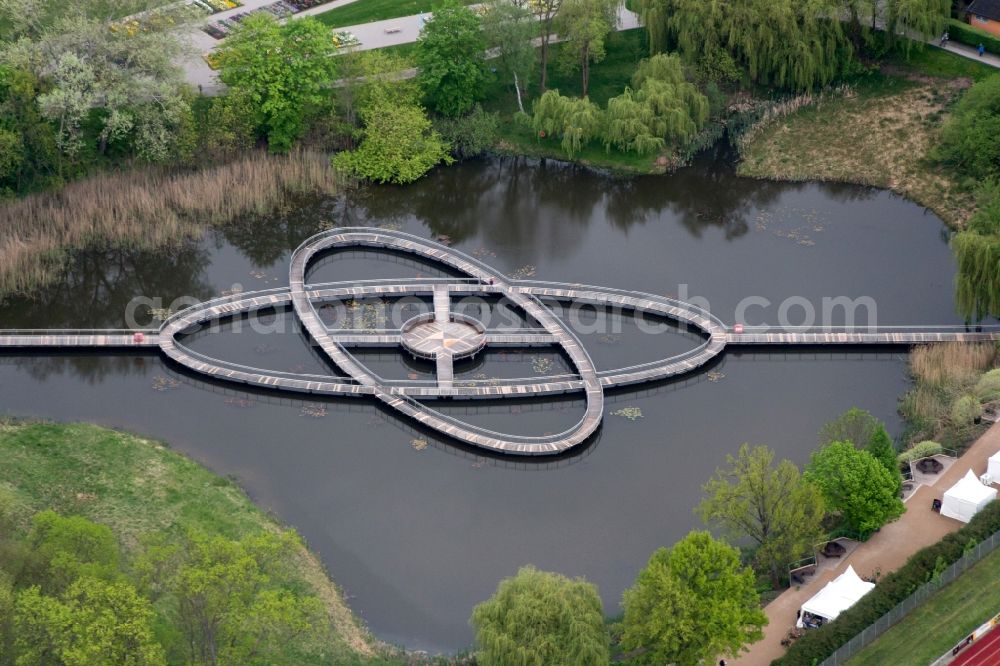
0;150;338;296
910;342;997;386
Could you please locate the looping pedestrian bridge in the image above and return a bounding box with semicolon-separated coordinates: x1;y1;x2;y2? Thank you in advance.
3;228;999;456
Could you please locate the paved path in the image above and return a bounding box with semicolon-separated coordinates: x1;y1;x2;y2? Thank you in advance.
733;422;1000;666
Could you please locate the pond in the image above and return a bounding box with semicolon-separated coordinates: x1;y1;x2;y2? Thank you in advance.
0;148;968;652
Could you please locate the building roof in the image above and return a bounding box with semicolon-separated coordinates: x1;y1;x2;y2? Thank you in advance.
969;0;1000;22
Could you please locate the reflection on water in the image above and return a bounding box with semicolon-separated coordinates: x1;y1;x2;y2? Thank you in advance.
0;153;967;652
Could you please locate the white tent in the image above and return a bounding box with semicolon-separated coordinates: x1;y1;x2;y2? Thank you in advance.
941;470;997;523
798;565;875;626
988;450;1000;482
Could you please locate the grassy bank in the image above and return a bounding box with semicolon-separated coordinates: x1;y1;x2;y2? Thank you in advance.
846;546;1000;666
0;421;385;663
738;73;973;226
0;149;338;298
737;48;997;227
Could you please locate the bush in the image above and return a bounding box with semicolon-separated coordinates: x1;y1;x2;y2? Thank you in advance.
897;440;944;464
774;501;1000;665
976;368;1000;402
951;394;983;425
948;18;1000;55
937;72;1000;179
433;106;500;159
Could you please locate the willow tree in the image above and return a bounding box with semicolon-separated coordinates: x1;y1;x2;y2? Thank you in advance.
530;90;603;157
885;0;950;51
636;0;851;90
603;54;708;153
953;181;1000;321
471;566;609;666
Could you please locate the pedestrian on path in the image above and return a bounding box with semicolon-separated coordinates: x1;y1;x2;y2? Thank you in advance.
980;43;986;57
941;31;949;47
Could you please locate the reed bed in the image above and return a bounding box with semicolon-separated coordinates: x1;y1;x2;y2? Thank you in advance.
900;342;1000;449
0;150;339;296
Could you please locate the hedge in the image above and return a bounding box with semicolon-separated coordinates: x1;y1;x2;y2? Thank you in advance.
773;500;1000;665
948;18;1000;55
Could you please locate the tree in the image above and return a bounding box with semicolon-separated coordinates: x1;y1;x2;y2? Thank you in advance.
698;444;825;588
482;0;537;113
470;565;609;666
938;74;1000;180
531;0;563;90
335;101;451;183
416;0;487;117
636;0;851;91
805;441;905;534
20;510;120;594
219;14;338;151
620;532;767;665
555;0;621;97
136;530;323;666
14;576;166;666
884;0;950;51
2;5;193;163
0;65;58;192
530;90;603;157
603;53;708;154
818;407;882;448
867;425;902;494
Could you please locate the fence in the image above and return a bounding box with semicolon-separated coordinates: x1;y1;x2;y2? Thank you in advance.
817;529;1000;666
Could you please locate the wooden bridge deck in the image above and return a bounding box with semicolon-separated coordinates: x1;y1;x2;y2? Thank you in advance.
6;226;1000;457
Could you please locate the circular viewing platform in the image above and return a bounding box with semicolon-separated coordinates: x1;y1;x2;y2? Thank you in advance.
400;313;486;360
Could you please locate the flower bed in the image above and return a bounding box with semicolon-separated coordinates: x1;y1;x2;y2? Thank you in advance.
201;0;331;40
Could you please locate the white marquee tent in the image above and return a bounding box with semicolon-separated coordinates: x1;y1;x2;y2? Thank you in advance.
797;565;875;626
988;450;1000;482
940;470;997;523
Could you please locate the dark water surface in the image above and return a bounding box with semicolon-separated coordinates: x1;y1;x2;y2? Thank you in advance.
0;153;966;651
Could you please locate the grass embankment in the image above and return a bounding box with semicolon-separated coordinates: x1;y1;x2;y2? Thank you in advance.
484;28;662;174
0;421;385;663
0;149;337;297
315;0;476;29
846;546;1000;666
738;47;997;227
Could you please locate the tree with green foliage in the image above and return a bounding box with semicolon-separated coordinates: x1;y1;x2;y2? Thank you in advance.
20;510;120;594
555;0;621;97
883;0;950;51
2;4;193;164
14;576;165;666
333;77;452;183
219;14;338;151
603;53;708;154
0;65;58;192
470;565;609;666
819;407;882;448
136;530;323;666
620;531;767;665
698;444;825;588
805;441;905;534
938;74;1000;180
530;90;603;157
532;0;564;90
482;0;537;113
434;105;500;159
866;425;901;494
416;0;487;117
636;0;851;91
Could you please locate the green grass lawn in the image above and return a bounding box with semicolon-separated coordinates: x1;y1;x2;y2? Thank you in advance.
890;43;998;81
316;0;476;29
846;547;1000;666
0;421;386;664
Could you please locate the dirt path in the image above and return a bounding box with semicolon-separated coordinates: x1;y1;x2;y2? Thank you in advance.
733;423;1000;666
